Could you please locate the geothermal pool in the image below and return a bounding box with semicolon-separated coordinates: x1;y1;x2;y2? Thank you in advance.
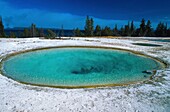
1;47;164;88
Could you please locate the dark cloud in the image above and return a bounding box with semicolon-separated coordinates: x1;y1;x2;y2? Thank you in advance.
4;0;170;20
0;0;170;29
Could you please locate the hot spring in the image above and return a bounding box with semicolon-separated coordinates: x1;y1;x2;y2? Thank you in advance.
1;47;165;88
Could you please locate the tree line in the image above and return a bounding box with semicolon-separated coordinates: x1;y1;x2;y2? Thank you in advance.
0;16;170;38
0;17;63;38
74;16;170;37
0;24;61;39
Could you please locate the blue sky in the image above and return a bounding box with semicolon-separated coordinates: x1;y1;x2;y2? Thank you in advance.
0;0;170;29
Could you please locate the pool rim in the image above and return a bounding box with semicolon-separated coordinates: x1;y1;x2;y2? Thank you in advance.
0;46;168;89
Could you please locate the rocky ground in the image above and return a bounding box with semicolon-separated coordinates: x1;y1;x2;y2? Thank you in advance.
0;37;170;112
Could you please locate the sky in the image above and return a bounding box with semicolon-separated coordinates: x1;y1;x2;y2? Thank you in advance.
0;0;170;29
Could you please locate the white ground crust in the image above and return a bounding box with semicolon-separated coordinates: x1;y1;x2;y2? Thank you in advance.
0;37;170;112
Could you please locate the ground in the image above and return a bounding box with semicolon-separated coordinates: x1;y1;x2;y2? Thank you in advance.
0;37;170;112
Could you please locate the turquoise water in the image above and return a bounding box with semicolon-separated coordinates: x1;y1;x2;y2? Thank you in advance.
1;47;163;87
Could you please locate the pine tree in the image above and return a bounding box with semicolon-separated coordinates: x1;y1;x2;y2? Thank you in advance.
84;16;90;36
39;28;44;37
84;16;94;37
120;27;125;36
113;24;119;36
130;21;135;36
0;16;5;37
46;29;56;39
145;20;153;37
101;26;113;36
74;28;80;37
139;18;146;36
30;23;37;37
61;25;64;37
23;28;30;37
90;18;94;36
94;25;101;36
74;28;83;37
9;32;16;38
167;28;170;37
165;23;168;36
155;22;168;37
18;31;23;38
124;22;130;36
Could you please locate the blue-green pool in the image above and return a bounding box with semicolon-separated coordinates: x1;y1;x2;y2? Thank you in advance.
1;47;164;88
